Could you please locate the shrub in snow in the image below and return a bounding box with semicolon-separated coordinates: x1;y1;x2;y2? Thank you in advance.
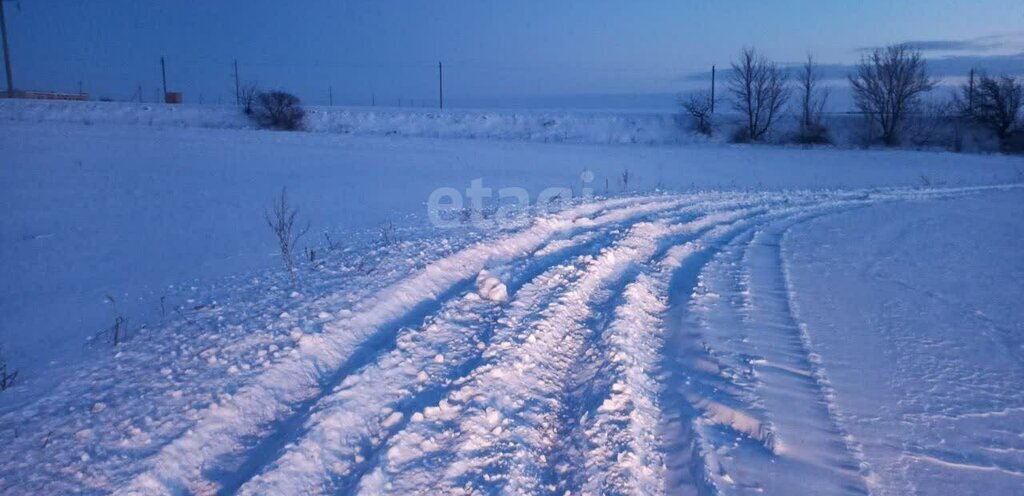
100;295;131;346
1002;130;1024;154
251;91;306;131
0;347;17;391
379;220;398;247
265;187;310;288
240;82;260;115
905;100;959;150
679;92;714;136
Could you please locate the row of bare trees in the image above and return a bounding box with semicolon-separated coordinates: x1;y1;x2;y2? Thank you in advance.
682;49;832;143
682;44;1023;151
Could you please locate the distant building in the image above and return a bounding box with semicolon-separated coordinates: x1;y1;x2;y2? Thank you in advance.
4;90;90;101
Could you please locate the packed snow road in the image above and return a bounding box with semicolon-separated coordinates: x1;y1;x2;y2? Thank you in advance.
2;183;1021;495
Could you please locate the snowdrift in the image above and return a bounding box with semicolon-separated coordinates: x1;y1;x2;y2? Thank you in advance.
0;99;699;145
0;99;1001;150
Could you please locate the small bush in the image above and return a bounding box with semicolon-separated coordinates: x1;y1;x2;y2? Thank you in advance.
792;123;831;145
0;347;17;391
730;127;754;144
266;187;310;288
1003;130;1024;154
251;91;306;131
680;92;714;136
240;83;259;115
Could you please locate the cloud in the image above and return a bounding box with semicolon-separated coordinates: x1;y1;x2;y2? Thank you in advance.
895;39;1000;52
859;32;1024;54
859;39;996;53
679;52;1024;83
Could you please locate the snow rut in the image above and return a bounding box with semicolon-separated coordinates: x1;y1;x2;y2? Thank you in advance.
349;209;749;494
117;184;1019;495
118;195;691;495
669;205;873;495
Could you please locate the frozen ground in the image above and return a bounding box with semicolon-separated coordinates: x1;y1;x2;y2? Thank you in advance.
0;105;1022;494
0;99;1000;151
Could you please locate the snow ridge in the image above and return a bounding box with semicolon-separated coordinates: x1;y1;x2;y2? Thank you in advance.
8;183;1015;495
118;196;686;495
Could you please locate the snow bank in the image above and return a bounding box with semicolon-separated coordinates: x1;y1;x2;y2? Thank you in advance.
0;98;1002;150
0;99;698;146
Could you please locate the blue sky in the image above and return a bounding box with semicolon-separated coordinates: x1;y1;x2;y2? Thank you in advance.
3;0;1022;109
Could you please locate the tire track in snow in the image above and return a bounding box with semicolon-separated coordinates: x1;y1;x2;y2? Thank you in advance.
354;203;774;495
655;187;1015;494
232;195;761;495
231;219;637;495
579;200;836;496
355;194;840;495
119;185;1019;495
231;198;726;495
538;212;766;495
569;212;796;496
117;195;688;495
729;212;873;495
657;200;879;495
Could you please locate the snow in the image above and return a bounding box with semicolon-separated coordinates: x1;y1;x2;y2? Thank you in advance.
0;99;700;146
475;270;509;302
782;192;1024;494
0;98;1001;150
0;101;1023;495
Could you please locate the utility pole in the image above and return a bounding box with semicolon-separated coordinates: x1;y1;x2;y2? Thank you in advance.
710;65;716;114
968;68;975;115
160;56;168;101
329;86;333;106
0;0;15;98
234;59;240;105
438;61;443;109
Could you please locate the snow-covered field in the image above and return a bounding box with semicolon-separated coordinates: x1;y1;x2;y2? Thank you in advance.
0;101;1022;495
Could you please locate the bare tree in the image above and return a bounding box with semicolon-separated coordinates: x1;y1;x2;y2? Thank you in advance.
728;47;789;142
850;44;937;146
266;187;310;288
680;91;714;136
957;73;1023;141
795;54;830;144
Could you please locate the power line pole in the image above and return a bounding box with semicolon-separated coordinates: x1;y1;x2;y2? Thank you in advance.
160;56;168;101
234;59;240;105
0;0;15;98
438;61;443;109
968;68;975;115
710;65;716;114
